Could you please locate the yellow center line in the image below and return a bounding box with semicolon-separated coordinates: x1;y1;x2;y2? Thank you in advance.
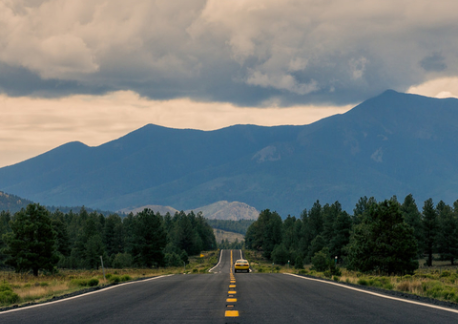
225;310;239;317
226;298;237;302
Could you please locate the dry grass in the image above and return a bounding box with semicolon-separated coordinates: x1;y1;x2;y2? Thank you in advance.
243;250;458;304
0;250;220;307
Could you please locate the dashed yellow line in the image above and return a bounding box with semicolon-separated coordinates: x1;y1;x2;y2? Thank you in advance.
225;310;239;317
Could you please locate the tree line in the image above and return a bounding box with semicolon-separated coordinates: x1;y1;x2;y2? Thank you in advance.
0;203;216;275
245;194;458;274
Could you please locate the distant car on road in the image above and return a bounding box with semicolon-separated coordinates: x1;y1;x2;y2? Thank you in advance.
234;259;250;273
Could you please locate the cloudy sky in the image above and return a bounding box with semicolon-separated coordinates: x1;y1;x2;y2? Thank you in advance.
1;0;458;167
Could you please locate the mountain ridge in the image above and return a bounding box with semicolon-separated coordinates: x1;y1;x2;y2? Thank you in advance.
2;90;458;215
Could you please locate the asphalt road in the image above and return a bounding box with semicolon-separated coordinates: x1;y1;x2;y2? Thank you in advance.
1;249;458;323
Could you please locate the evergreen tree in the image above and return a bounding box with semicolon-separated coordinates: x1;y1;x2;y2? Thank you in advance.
50;210;71;257
422;198;438;267
400;194;422;257
131;209;167;267
436;201;458;265
3;204;58;276
348;199;418;274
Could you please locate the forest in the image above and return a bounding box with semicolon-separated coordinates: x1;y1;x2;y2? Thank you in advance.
0;204;216;275
245;194;458;275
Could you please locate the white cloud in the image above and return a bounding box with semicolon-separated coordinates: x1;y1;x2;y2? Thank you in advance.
407;77;458;99
0;0;458;105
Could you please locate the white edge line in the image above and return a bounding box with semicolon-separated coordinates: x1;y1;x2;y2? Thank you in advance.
285;273;458;314
0;274;174;315
208;249;223;272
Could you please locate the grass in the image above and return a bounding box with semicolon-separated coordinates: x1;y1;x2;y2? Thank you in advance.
243;250;458;304
0;250;220;308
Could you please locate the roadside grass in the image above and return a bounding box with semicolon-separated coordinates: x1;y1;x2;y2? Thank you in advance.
243;250;458;304
0;250;220;308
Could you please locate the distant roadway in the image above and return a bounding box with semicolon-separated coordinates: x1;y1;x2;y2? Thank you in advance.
1;250;458;323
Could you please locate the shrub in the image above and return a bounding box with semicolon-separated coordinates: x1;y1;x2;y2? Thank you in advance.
397;281;411;292
109;276;121;284
121;275;131;282
357;278;368;286
0;284;12;292
70;279;88;287
323;270;331;278
0;291;21;305
295;256;304;269
40;282;49;287
88;278;99;287
311;248;330;272
333;276;340;282
105;274;112;279
440;271;452;278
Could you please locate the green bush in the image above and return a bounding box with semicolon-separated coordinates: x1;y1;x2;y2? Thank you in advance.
192;268;198;273
70;279;88;287
0;283;12;292
440;271;452;278
88;278;99;287
311;248;330;272
323;270;331;278
357;278;368;286
121;275;131;282
105;274;112;279
0;291;20;305
40;282;49;287
295;256;304;269
333;276;340;282
109;276;121;284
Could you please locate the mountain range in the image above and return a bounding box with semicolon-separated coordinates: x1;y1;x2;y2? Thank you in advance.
1;90;458;216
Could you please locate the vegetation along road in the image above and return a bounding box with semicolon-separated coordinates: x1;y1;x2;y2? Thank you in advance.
1;250;458;323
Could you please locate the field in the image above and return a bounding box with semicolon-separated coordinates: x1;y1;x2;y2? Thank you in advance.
244;250;458;304
0;250;220;308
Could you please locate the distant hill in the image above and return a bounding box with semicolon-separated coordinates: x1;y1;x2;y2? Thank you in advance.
2;90;458;215
119;200;259;221
0;191;33;214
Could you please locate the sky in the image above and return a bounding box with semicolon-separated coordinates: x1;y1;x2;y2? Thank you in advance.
1;0;458;168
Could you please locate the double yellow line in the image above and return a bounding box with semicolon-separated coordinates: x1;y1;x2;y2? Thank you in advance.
225;250;239;317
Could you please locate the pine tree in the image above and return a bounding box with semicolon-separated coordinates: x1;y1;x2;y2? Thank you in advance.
436;201;458;265
422;198;438;267
401;194;422;257
348;199;418;274
3;204;58;276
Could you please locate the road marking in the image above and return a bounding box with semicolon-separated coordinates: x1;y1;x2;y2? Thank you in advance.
228;290;237;294
208;249;224;272
285;273;458;314
225;310;239;317
226;298;237;302
229;284;236;288
0;274;174;315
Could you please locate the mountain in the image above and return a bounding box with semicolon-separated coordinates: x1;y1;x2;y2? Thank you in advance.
118;201;259;220
0;191;33;214
1;90;458;216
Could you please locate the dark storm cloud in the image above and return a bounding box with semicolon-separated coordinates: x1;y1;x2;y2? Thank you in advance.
1;0;457;106
420;53;447;72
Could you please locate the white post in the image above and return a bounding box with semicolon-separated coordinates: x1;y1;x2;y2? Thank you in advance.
100;255;106;282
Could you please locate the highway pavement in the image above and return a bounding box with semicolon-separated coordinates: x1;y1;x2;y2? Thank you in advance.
1;249;458;323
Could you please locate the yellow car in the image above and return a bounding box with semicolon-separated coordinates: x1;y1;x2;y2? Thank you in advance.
234;259;250;273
